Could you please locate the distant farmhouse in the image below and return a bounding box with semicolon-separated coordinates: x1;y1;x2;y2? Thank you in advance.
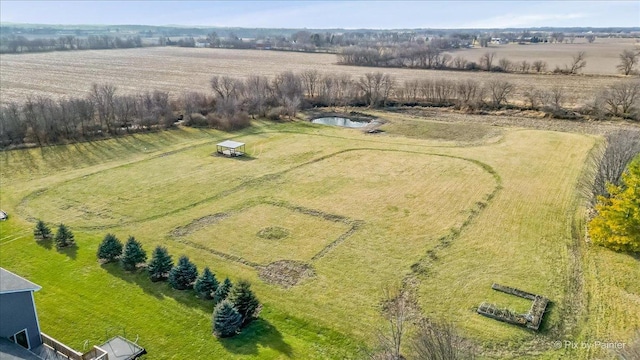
0;268;145;360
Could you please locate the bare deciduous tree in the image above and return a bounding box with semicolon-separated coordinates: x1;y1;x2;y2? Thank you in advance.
546;86;567;110
479;52;495;71
244;75;271;117
486;79;514;107
617;49;640;76
498;58;512;72
600;80;640;117
567;51;587;74
370;286;419;360
90;83;117;134
456;80;483;109
452;56;468;70
412;318;476;360
532;60;547;73
585;129;640;200
551;32;565;43
210;75;244;100
301;69;320;99
0;102;27;146
357;72;395;107
523;87;543;109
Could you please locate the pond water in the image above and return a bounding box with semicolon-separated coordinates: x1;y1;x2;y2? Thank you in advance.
311;117;370;128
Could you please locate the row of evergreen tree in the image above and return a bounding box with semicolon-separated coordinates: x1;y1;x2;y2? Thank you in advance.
96;233;260;337
34;220;75;249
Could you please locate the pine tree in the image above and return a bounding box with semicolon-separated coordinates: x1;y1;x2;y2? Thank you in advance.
228;280;261;326
121;236;147;271
54;223;75;249
147;246;173;282
194;267;219;299
97;233;123;263
33;220;52;241
213;278;233;304
212;300;242;338
168;255;198;290
589;158;640;253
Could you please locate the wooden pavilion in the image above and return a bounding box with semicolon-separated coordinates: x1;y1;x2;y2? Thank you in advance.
216;140;245;157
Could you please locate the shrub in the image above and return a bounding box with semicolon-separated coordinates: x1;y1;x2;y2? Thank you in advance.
227;280;261;326
97;233;123;263
184;113;208;127
212;300;242;338
266;106;285;120
194;267;219;300
120;236;147;271
147;246;173;282
168;255;198;290
33;220;52;241
54;224;75;249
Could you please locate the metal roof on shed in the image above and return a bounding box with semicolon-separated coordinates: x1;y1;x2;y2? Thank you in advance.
0;268;41;294
216;140;245;149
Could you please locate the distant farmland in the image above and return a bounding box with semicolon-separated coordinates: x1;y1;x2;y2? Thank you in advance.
448;37;639;75
0;43;635;107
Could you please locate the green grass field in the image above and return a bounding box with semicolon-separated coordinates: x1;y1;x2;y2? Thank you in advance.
1;115;638;359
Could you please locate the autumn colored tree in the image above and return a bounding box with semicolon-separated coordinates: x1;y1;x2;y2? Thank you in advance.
588;157;640;252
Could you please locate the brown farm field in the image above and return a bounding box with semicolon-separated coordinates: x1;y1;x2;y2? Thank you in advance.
0;45;635;107
448;37;640;75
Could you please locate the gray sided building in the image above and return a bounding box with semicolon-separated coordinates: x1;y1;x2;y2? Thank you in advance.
0;267;42;352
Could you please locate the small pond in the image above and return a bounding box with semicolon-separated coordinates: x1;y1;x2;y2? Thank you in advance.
311;117;371;128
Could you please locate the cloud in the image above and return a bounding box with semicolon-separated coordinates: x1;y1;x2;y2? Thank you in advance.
191;2;353;28
461;12;590;29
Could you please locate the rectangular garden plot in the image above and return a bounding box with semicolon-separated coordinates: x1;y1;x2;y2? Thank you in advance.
176;203;353;266
477;283;550;331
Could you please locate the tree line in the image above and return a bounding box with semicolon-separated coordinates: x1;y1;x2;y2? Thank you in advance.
0;34;145;53
2;71;638;149
339;46;640;76
95;233;262;337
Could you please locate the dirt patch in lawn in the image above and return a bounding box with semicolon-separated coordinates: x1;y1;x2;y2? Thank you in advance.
258;260;316;288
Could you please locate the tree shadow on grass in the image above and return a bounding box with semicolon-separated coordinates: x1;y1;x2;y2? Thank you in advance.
35;238;53;250
219;318;293;357
57;244;78;260
537;300;555;335
101;262;214;314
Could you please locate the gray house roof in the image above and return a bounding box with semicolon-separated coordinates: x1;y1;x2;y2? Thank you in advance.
0;268;41;294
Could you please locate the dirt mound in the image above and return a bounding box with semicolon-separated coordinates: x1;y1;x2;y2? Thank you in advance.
258;260;315;288
257;226;290;240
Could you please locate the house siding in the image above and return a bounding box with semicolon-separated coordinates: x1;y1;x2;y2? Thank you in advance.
0;292;42;349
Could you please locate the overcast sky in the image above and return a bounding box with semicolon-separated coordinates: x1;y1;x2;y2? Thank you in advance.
1;1;638;29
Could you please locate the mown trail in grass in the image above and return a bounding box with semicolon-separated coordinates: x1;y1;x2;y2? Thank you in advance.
1;119;638;359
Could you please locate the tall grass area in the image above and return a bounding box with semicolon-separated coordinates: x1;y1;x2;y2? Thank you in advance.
1;118;638;359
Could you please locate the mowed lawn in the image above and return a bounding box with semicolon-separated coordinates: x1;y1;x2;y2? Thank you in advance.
1;116;638;359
